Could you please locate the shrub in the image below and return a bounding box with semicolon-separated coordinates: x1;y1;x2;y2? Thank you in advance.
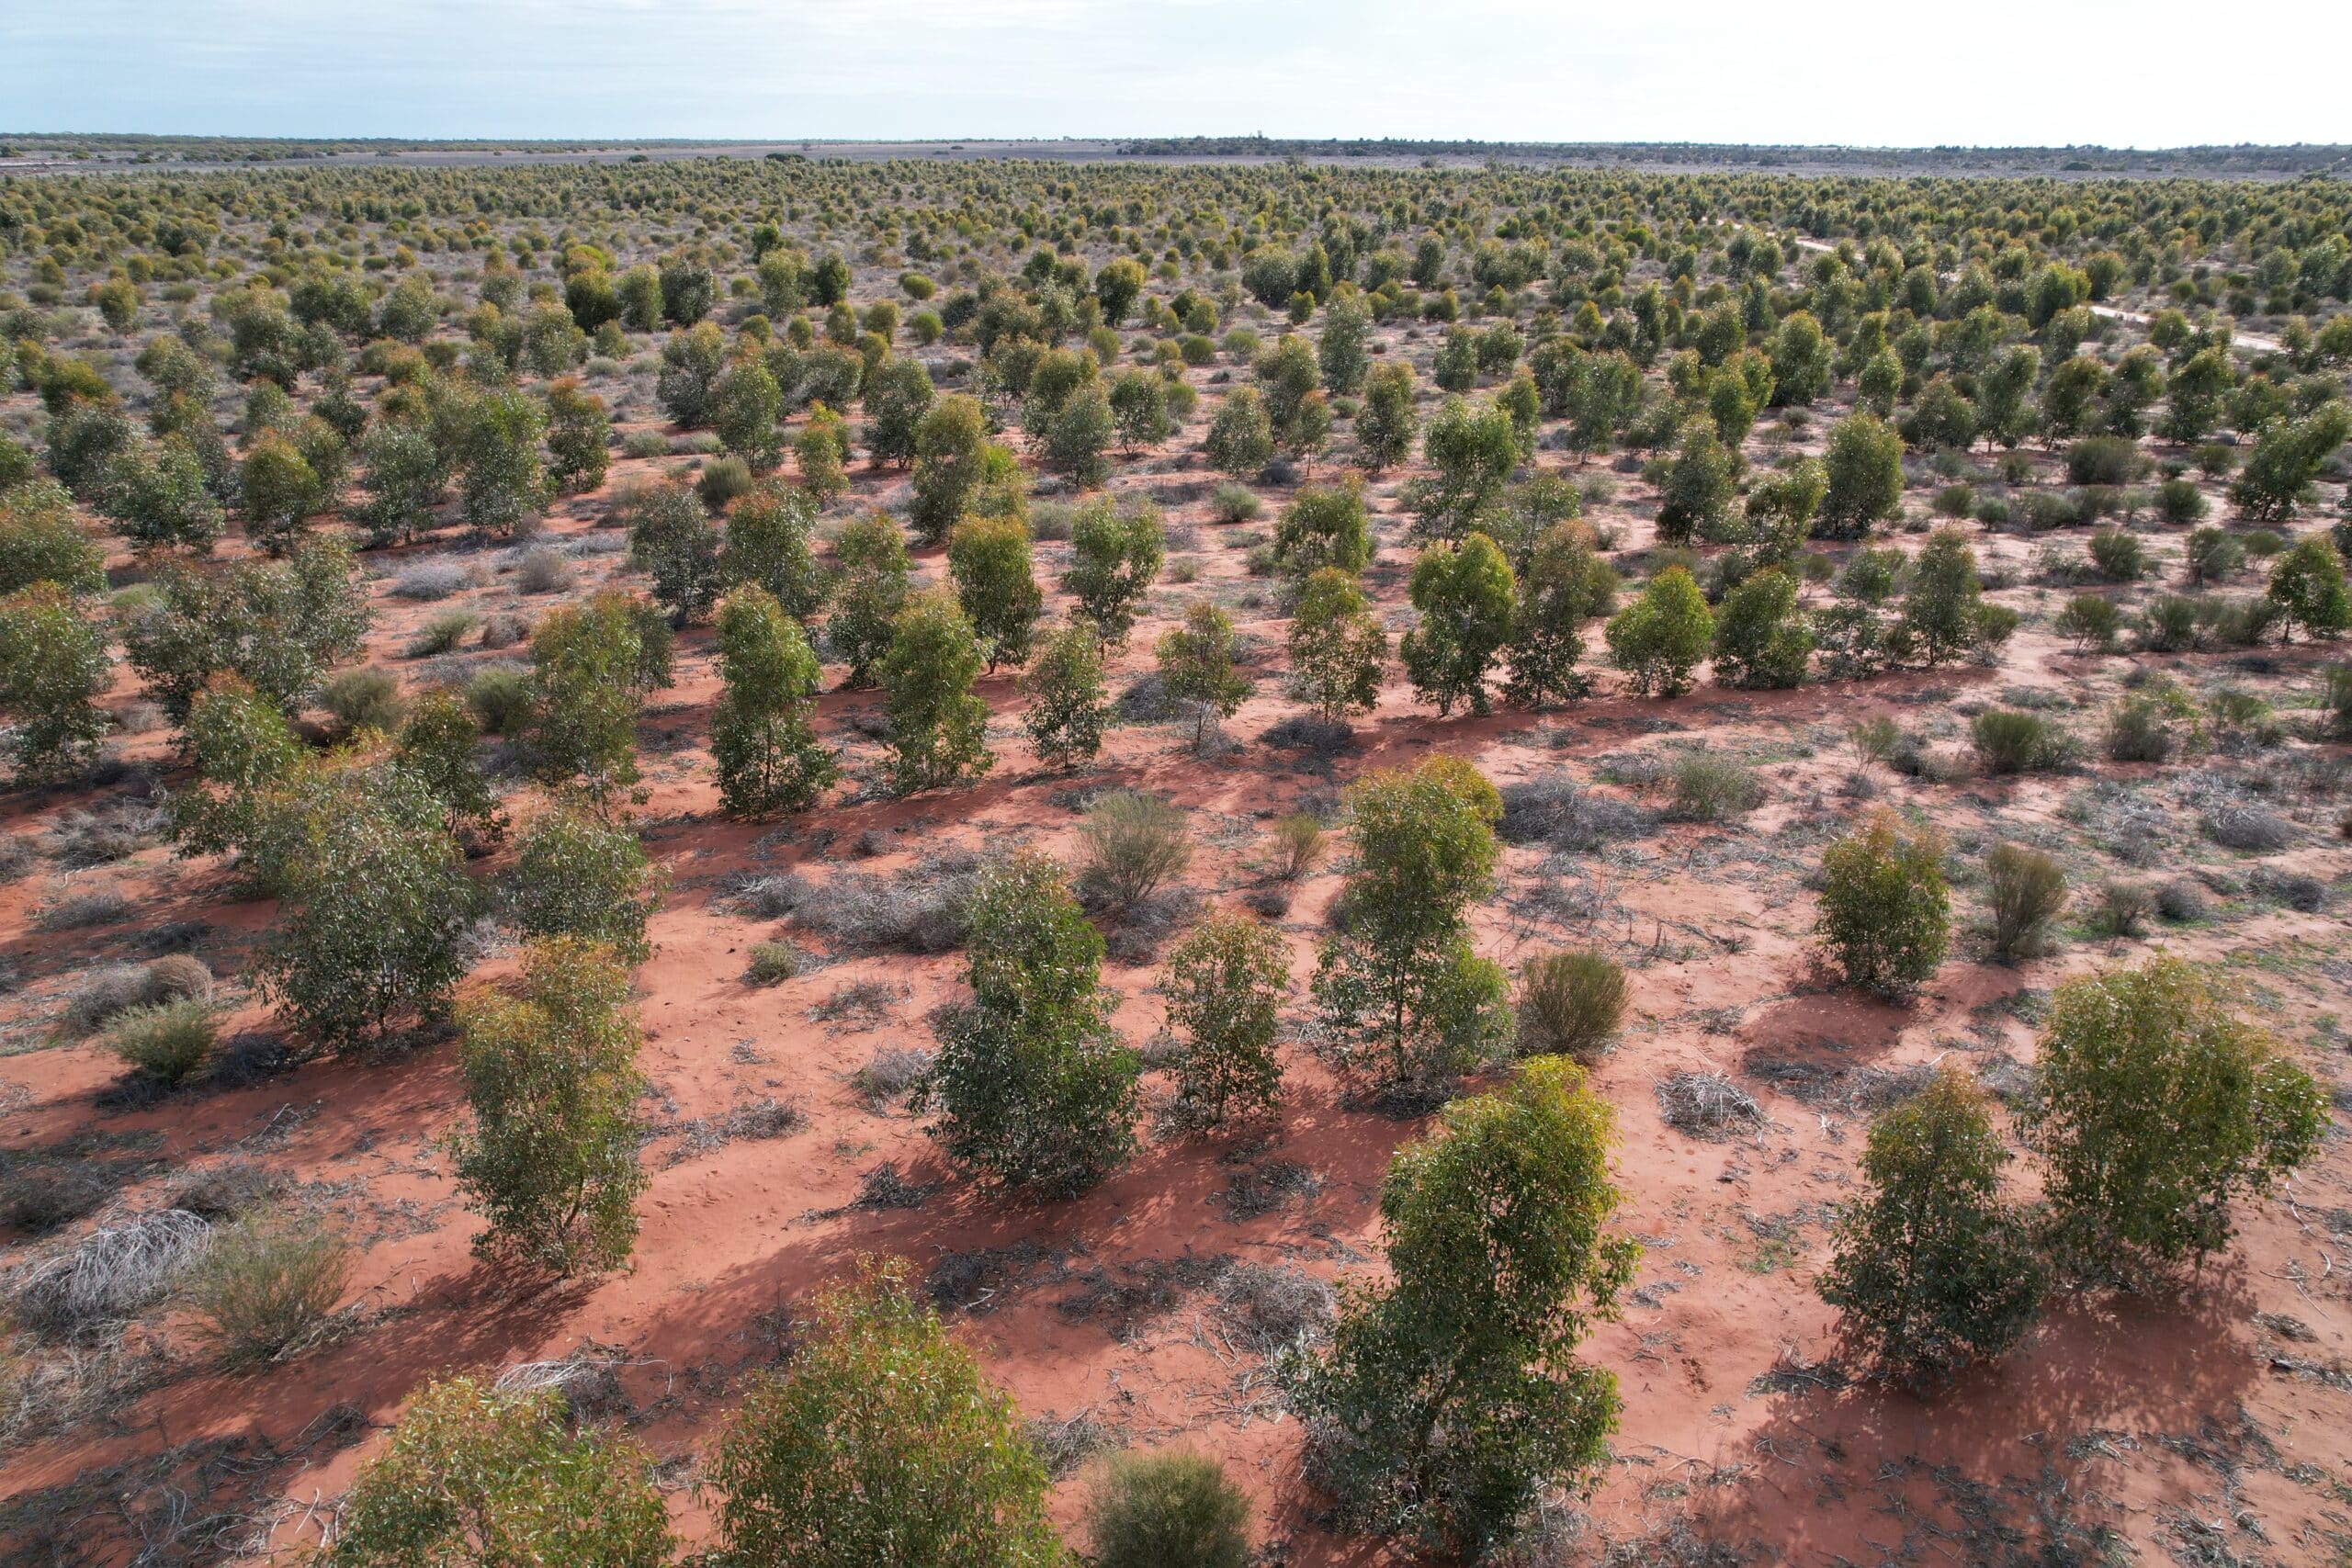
1970;709;2062;773
188;1209;350;1364
2054;593;2121;651
2157;478;2209;525
2267;535;2349;641
0;583;112;780
2087;879;2156;937
1312;757;1510;1089
1514;950;1627;1062
1708;568;1812;689
1668;752;1760;819
709;1258;1062;1568
465;665;532;735
451;937;648;1276
2086;526;2148;581
405;610;478;659
324;1376;673;1568
319;667;404;737
1076;791;1191;911
1292;1059;1634;1560
1088;1450;1252;1568
520;590;669;804
1270;812;1327;880
103;998;217;1087
2023;956;2327;1279
2065;434;2144;487
1984;843;2066;961
744;941;807;986
919;852;1139;1195
1817;1069;2044;1389
1210;483;1261;525
508;807;662;966
1161;912;1288;1129
1019;616;1108;769
1816;810;1950;997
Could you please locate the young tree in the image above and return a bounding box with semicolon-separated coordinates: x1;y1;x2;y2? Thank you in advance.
98;437;227;555
920;851;1139;1194
861;356;934;468
455;389;548;540
508;805;663;965
1817;1068;2045;1389
519;590;668;807
354;419;450;548
325;1376;673;1568
1162;911;1288;1129
2266;535;2349;641
0;479;108;593
1040;383;1115;488
1356;359;1419;472
1065;496;1165;648
2231;402;2351;525
1108;368;1172;454
1816;808;1949;998
0;582;109;781
544;378;611;494
1815;412;1906;540
257;765;477;1053
626;479;723;625
1891;525;2007;666
450;937;648;1276
880;586;993;793
1293;1058;1636;1559
828;511;911;687
1287;567;1387;723
1653;423;1737;546
1710;568;1813;689
795;403;851;507
1409;396;1519;539
1503;521;1613;708
239;432;324;555
1020;615;1109;770
1311;756;1511;1089
719;482;827;624
710;1257;1063;1568
908;392;990;546
395;688;505;845
1401;531;1515;716
1768;310;1833;406
1204;387;1274;479
706;358;784;470
2023;955;2326;1279
1604;565;1713;697
1156;599;1250;750
121;536;371;723
947;513;1043;671
1273;479;1373;583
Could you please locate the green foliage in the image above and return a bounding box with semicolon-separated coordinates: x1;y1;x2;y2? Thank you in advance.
1709;568;1812;689
1356;359;1418;472
519;590;668;805
2023;955;2327;1279
0;583;110;780
508;807;662;966
451;937;648;1276
354;418;450;547
1311;757;1510;1089
921;851;1139;1194
948;513;1043;671
255;764;477;1051
1065;495;1165;647
1410;395;1520;540
711;1256;1063;1568
828;510;911;686
1293;1058;1635;1560
122;535;370;723
1984;842;2067;960
1088;1450;1251;1568
1204;385;1275;479
1816;809;1950;998
1818;1069;2045;1388
1401;530;1515;716
712;584;837;818
1503;522;1613;708
1891;526;1999;666
881;586;993;794
718;482;827;623
626;479;723;625
1654;423;1737;546
188;1209;351;1364
1969;709;2064;773
710;357;785;468
1162;913;1287;1130
1815;412;1906;539
1286;567;1386;723
103;998;218;1088
396;688;505;843
2231;402;2352;525
908;392;991;545
455;389;548;539
326;1376;673;1568
2266;535;2348;640
1156;600;1250;750
0;479;107;593
1273;479;1372;581
1604;564;1713;696
1514;950;1627;1062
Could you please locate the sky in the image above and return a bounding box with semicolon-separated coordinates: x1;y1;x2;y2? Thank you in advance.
6;0;2349;149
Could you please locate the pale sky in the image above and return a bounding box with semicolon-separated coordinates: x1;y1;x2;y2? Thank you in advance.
6;0;2348;148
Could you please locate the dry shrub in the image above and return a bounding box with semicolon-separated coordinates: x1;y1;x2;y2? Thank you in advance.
1984;843;2067;960
164;1161;282;1221
744;940;808;985
187;1211;351;1364
2088;880;2156;937
9;1210;213;1338
851;1045;932;1105
1667;754;1760;821
1514;951;1627;1061
794;852;979;953
1216;1260;1336;1353
1076;792;1191;911
1656;1071;1765;1140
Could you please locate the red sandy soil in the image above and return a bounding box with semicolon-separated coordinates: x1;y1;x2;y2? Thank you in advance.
3;413;2349;1566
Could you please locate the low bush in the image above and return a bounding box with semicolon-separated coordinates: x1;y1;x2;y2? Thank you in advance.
1269;812;1326;881
1984;843;2066;960
391;560;471;601
464;665;532;734
1514;951;1627;1061
1076;792;1191;911
1667;753;1760;820
514;546;573;593
320;668;404;737
103;998;218;1087
404;610;478;659
2087;880;2155;937
1210;484;1261;525
188;1210;351;1364
1087;1449;1252;1568
1970;709;2064;774
744;941;808;985
1817;810;1950;997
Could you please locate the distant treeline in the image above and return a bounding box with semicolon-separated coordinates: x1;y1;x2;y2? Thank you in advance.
1112;136;2352;175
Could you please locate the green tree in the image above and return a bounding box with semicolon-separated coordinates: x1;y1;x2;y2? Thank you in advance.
861;356;934;468
1409;396;1519;539
711;585;836;818
1318;288;1372;394
655;321;726;426
450;937;648;1275
719;482;827;624
1094;257;1147;325
239;432;323;555
1020;615;1109;769
508;806;663;965
0;479;108;592
121;536;371;722
519;590;669;807
1815;412;1906;539
0;583;110;781
1710;567;1813;689
1816;808;1949;998
1891;525;2005;666
881;586;993;793
908;393;990;545
711;357;786;469
1156;599;1250;750
2023;955;2326;1279
796;403;852;507
1503;522;1613;708
1162;911;1288;1129
2266;534;2349;641
1356;359;1419;472
1604;565;1713;696
1273;479;1372;583
710;1257;1063;1568
456;389;548;539
98;438;226;555
1287;567;1387;723
354;418;450;548
1293;1058;1636;1560
920;851;1139;1193
625;479;723;626
1065;495;1164;647
1108;367;1172;453
396;688;505;845
1768;310;1833;406
1040;382;1114;487
1310;756;1511;1089
543;378;610;494
325;1376;673;1568
828;511;911;687
1817;1068;2045;1389
1204;386;1274;479
1401;530;1515;716
1653;423;1738;546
